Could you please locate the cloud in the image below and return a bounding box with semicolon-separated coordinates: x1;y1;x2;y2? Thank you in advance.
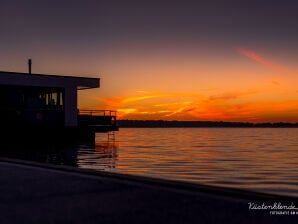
117;108;137;114
207;90;258;102
237;47;297;75
93;91;204;119
153;101;193;107
164;105;195;118
135;89;150;94
91;88;298;122
201;88;219;91
103;92;203;106
271;80;280;86
122;95;158;103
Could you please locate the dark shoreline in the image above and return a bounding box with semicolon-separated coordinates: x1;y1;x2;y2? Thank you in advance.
0;158;297;224
1;157;297;202
118;120;298;128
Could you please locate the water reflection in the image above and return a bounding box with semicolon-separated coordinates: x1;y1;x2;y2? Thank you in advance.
77;140;118;171
0;132;119;171
1;128;298;197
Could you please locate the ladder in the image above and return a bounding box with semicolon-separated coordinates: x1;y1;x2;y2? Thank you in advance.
108;131;115;142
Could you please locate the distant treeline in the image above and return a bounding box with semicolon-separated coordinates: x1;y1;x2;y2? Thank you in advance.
117;120;298;128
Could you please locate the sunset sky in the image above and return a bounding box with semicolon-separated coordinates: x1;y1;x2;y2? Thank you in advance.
1;0;298;122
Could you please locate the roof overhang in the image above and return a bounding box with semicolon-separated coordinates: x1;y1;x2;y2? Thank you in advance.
0;71;100;90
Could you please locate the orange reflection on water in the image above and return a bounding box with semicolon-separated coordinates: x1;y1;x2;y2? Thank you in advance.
114;128;298;196
95;141;119;154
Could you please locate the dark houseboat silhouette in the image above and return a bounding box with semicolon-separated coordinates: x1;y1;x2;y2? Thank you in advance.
0;60;118;144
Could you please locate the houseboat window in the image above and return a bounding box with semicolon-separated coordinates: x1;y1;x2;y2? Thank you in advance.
59;92;63;106
50;92;57;105
42;90;64;107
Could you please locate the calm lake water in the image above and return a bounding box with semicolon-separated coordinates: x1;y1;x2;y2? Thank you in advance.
1;128;298;197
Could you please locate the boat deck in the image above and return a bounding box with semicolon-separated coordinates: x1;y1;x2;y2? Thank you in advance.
78;110;118;132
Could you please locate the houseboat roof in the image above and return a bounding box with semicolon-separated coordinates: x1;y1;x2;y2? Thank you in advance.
0;71;99;90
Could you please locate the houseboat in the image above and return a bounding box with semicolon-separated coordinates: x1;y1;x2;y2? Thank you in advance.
0;64;118;144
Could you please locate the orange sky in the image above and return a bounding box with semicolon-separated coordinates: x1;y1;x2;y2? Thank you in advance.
77;46;298;122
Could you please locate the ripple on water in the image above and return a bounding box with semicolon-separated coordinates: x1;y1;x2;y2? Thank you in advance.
1;128;297;197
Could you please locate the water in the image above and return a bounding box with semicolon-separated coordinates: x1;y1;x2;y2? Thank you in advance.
1;128;298;197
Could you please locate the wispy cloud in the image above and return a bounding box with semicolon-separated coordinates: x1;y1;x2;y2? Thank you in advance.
201;88;219;91
135;89;150;94
104;92;203;106
93;89;265;121
271;80;280;86
237;47;297;75
93;91;204;119
122;95;158;104
206;90;258;102
117;108;137;114
87;88;298;122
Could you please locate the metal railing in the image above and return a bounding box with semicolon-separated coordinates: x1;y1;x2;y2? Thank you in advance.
78;110;117;117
